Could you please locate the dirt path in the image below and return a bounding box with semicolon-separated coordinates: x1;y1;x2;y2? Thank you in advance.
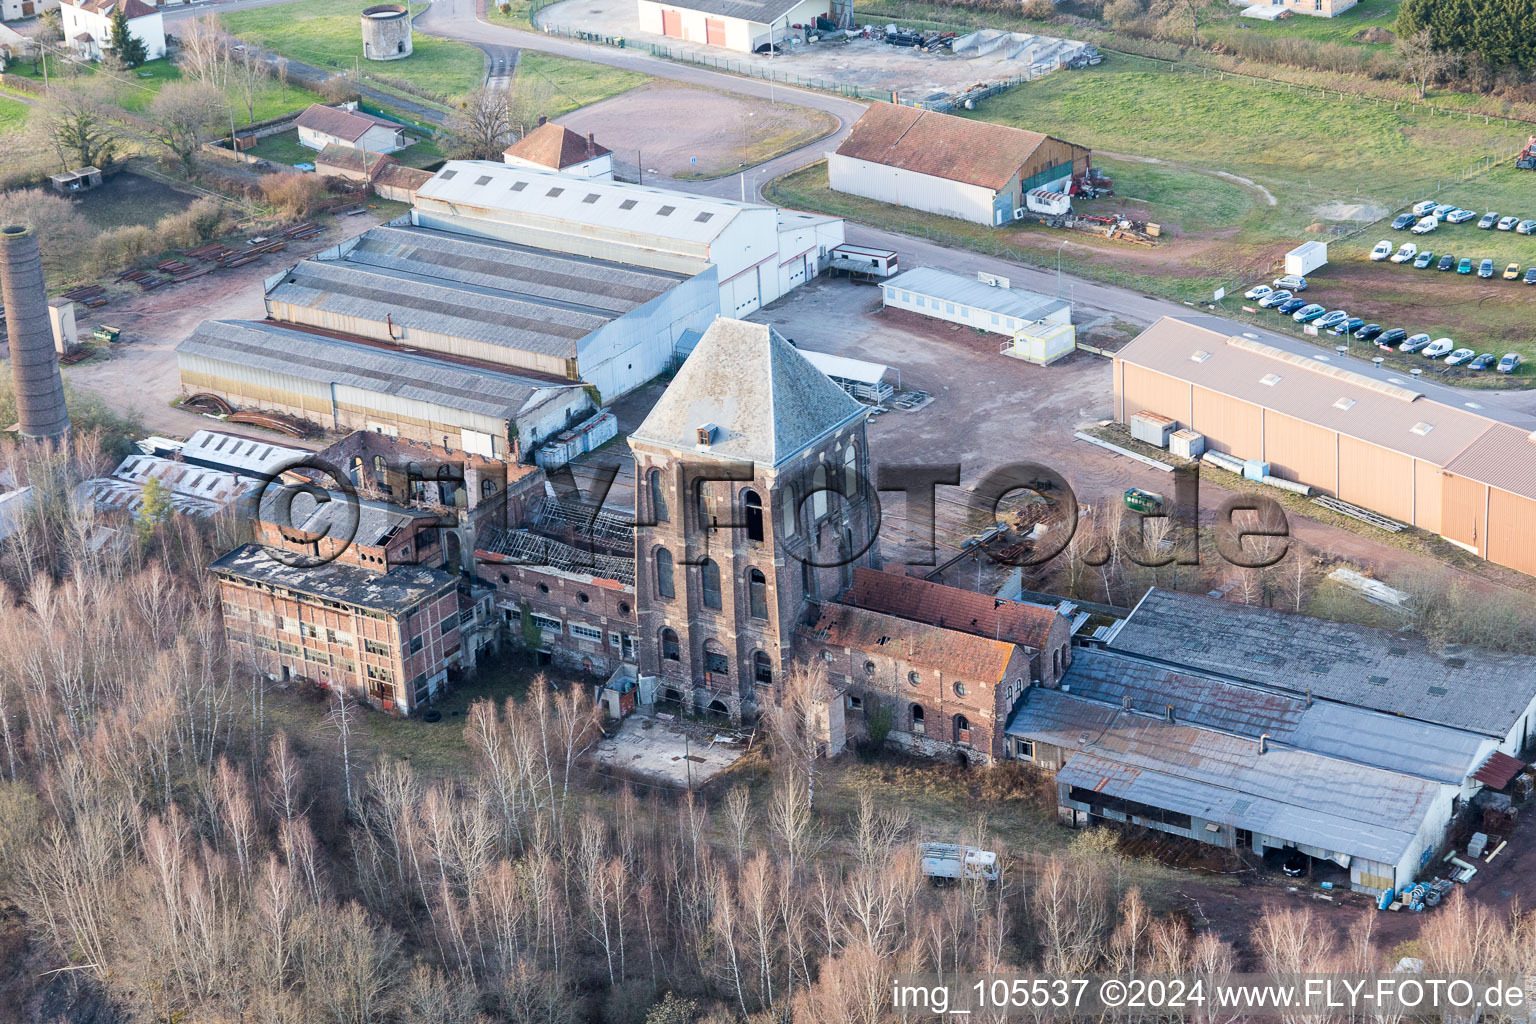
1099;149;1279;207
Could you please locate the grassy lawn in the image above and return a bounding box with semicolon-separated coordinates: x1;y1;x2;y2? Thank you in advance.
515;51;649;117
1201;0;1400;50
245;129;317;166
222;0;485;102
4;54;318;122
0;95;27;132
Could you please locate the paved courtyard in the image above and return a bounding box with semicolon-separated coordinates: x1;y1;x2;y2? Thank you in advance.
593;713;748;787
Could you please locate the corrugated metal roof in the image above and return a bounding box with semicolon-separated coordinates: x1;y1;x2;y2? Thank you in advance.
1473;751;1525;789
175;319;580;421
886;266;1071;323
180;430;308;477
1114;317;1495;467
415;161;753;246
835;103;1078;193
1442;422;1536;501
798;349;892;386
210;542;458;614
1110;588;1536;739
635;0;808;23
630;317;865;467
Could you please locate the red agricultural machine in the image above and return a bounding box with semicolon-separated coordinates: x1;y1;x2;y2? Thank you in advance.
1517;136;1536;170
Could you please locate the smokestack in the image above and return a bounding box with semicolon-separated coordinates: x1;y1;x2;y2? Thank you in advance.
0;225;70;445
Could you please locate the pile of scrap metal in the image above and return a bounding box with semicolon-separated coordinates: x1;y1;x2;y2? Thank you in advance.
1066;44;1103;68
1070;165;1114;198
880;25;954;50
1070;213;1158;245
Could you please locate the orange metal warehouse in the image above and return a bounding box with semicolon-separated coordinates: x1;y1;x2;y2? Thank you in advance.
1113;317;1536;578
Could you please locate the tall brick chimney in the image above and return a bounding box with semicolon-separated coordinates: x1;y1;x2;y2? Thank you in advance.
0;224;70;444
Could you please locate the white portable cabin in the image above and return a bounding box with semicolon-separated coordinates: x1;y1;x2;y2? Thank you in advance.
828;243;898;278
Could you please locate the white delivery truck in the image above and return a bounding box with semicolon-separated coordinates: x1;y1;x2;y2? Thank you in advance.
919;843;1000;886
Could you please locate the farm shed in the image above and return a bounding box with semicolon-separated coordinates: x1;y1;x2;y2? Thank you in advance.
411;161;842;318
828;104;1090;227
797;349;898;405
1112;315;1536;578
175;318;594;456
636;0;826;53
883;266;1074;364
263;222;718;401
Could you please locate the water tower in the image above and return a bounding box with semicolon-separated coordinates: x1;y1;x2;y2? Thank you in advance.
361;4;412;61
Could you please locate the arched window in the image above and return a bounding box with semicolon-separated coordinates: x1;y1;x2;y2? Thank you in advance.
701;558;722;610
1052;648;1061;676
954;714;971;741
481;478;495;499
910;703;926;734
655;547;675;599
349;456;364;485
843;444;858;499
753;650;772;686
372;455;387;478
703;639;729;677
649;468;668;523
660;627;680;661
747;567;768;619
743;490;764;543
780;485;797;538
812;465;828;518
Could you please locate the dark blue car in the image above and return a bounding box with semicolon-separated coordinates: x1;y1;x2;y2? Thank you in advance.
1355;323;1384;341
1276;298;1308;314
1392;213;1416;230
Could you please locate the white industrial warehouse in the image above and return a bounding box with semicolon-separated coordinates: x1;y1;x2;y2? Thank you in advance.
883;266;1075;364
635;0;826;53
264;222;717;401
411;161;844;318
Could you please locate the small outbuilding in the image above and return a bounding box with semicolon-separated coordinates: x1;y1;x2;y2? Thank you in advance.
829;103;1091;227
636;0;827;52
883;266;1075;365
295;103;410;155
1284;240;1328;277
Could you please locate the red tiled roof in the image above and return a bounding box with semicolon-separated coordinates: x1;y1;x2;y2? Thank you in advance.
1474;751;1525;789
296;104;401;144
834;103;1078;193
805;601;1017;682
314;143;394;176
844;566;1059;651
503;121;611;169
69;0;158;16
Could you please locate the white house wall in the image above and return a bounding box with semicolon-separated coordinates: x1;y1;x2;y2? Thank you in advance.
828;152;1001;226
574;267;719;400
775;216;843;297
60;3;164;60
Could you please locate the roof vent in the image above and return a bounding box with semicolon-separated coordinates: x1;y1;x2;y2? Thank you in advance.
1333;397;1355;411
695;423;717;448
1260;373;1282;387
619;199;637;210
696;211;714;222
546;187;564;198
1190;350;1211;363
657;205;675;217
510;181;527;191
440;169;457;179
1411;421;1434;436
474;175;492;186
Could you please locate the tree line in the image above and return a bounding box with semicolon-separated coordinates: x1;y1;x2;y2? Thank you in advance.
1396;0;1536;77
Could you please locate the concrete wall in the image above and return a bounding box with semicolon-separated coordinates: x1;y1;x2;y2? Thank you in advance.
828;152;1002;226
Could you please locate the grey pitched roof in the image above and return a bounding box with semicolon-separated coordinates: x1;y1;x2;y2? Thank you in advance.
175;319;579;422
210;542;458;615
1109;588;1536;739
887;266;1070;323
258;488;437;548
629;318;865;467
638;0;804;22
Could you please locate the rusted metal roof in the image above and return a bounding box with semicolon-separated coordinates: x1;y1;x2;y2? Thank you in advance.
845;566;1060;651
1473;751;1525;789
834;104;1084;193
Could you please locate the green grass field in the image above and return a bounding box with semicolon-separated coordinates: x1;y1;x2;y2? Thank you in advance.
222;0;485;101
3;55;318;122
1201;0;1399;50
515;51;650;117
0;95;27;132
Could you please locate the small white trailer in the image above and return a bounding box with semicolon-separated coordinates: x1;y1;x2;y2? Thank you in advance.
829;243;899;280
919;842;1000;885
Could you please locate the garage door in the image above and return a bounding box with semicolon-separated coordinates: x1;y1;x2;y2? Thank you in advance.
660;8;683;37
705;17;726;45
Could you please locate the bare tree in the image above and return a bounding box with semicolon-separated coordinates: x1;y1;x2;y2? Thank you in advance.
444;85;514;160
30;82;121;171
137;81;227;175
326;691;359;816
1153;0;1201;46
1396;29;1455;99
178;15;232;89
230;49;270;126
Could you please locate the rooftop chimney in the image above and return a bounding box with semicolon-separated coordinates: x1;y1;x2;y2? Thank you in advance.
587;131;595;158
1258;733;1270;755
537;115;547;127
0;225;69;445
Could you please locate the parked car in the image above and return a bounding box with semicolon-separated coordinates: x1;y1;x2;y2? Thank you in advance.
1330;317;1365;336
1378;328;1408;347
1479;258;1496;277
1458;257;1475;274
1411;217;1439;235
1432;203;1457;221
1412;250;1436;269
1469;353;1497;370
1498;353;1522;374
1437;254;1457;271
1423;337;1455;358
1355;323;1384;341
1391;243;1418;263
1276;298;1309;314
1370;240;1394;261
1505;262;1522;280
1400;333;1433;353
1315;310;1350;330
1412;200;1438;217
1478;212;1500;229
1273;275;1308;291
1293;303;1328;323
1244;284;1274;300
1519;219;1536;235
1392;213;1417;230
1444;348;1476;365
1446;209;1477;224
1282;852;1309;878
1525;268;1536;285
1258;289;1293;308
1497;216;1519;230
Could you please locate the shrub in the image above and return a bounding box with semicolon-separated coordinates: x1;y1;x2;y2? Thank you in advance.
1022;0;1056;19
318;77;361;104
156;196;229;249
259;172;326;219
93;224;158;274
